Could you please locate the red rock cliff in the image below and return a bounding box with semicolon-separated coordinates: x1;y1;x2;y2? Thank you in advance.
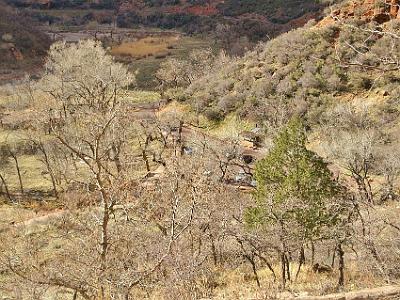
319;0;400;26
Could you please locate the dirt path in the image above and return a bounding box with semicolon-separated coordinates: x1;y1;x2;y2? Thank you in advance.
12;209;65;229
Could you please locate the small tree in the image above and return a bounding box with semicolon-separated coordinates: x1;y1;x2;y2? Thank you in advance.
155;48;215;94
247;117;342;286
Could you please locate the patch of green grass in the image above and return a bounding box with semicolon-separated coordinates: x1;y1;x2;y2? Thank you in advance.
0;129;28;145
209;113;255;139
124;90;161;104
129;36;212;89
1;155;51;193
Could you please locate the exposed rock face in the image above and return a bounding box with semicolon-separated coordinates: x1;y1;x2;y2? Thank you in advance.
319;0;400;27
390;0;399;16
372;0;400;22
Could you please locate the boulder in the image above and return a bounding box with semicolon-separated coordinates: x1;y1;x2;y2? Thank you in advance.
1;33;13;42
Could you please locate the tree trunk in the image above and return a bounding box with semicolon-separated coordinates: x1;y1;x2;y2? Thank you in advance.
100;193;109;269
255;251;276;281
142;150;150;172
353;173;373;203
311;241;315;266
295;246;305;280
337;243;345;288
96;170;110;299
285;253;291;282
111;144;122;173
0;173;12;202
209;232;218;266
281;253;286;288
249;253;261;287
38;143;58;199
11;153;24;195
331;245;337;268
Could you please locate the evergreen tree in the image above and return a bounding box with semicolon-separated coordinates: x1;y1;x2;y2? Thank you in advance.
247;117;339;238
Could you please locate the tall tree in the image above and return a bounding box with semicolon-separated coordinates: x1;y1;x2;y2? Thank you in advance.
247;117;342;286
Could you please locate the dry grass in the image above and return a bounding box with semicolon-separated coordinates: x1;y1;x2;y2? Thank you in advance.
0;205;37;225
209;114;256;139
0;128;27;145
124;90;161;104
0;154;52;193
125;261;390;300
111;36;179;59
204;261;390;300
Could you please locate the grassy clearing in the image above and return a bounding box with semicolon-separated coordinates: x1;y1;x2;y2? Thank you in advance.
209;114;255;139
111;36;179;59
124;90;161;104
157;100;193;120
1;155;51;193
0;129;27;145
127;36;212;89
156;101;251;135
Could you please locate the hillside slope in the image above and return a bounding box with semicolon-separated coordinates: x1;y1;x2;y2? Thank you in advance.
7;0;326;47
117;0;325;42
184;0;400;127
172;0;400;206
2;2;400;299
0;2;50;81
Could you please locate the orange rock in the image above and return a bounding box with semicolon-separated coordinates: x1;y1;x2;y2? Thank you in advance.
390;0;400;17
316;16;336;27
10;47;23;61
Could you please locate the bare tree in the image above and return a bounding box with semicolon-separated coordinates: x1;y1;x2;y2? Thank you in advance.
156;48;216;94
375;147;400;202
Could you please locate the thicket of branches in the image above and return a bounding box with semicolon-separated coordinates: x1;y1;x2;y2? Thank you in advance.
1;14;400;300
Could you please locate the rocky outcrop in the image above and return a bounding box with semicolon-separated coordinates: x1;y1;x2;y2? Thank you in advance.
372;0;400;23
389;0;400;16
320;0;400;26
